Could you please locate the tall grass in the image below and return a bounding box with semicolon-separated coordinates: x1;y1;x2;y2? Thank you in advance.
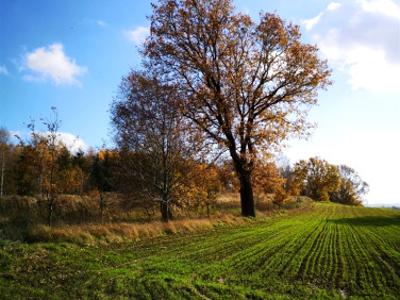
26;214;245;245
0;193;312;244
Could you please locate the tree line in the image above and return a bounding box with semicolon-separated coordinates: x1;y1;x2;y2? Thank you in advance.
0;120;367;226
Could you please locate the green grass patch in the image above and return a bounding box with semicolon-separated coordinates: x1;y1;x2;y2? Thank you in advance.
1;203;399;299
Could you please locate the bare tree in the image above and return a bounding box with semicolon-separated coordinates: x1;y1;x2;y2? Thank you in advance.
111;71;195;222
27;107;61;226
42;107;61;226
145;0;331;216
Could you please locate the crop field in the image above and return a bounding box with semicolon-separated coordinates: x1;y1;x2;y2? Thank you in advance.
1;203;399;299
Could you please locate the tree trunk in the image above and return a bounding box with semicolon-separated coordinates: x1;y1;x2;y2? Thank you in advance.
160;197;172;222
48;198;54;227
230;150;256;217
238;170;255;217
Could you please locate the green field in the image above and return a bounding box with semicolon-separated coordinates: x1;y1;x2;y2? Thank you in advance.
1;203;399;299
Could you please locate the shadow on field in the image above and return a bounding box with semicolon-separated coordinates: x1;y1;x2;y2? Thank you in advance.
329;215;400;226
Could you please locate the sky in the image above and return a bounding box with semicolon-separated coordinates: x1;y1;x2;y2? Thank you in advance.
0;0;399;206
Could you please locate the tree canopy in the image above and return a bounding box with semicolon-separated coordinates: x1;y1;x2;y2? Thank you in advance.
144;0;331;216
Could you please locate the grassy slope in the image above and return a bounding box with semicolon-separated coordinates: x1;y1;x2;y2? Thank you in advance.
0;203;399;299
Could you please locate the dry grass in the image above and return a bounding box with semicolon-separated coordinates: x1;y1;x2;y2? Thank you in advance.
26;214;246;245
0;193;156;225
216;193;240;203
1;193;313;245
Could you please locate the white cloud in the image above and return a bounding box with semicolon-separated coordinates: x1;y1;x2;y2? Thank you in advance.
303;13;323;31
327;2;341;11
37;131;88;153
303;2;341;31
23;43;86;85
0;65;8;75
359;0;400;20
56;132;88;153
304;0;400;92
323;43;400;91
124;26;149;45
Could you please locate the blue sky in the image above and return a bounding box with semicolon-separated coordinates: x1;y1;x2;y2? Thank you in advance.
0;0;399;206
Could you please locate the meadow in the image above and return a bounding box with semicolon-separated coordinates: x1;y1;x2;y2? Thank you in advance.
0;202;399;299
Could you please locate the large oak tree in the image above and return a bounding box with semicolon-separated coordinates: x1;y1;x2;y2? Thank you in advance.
145;0;331;216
